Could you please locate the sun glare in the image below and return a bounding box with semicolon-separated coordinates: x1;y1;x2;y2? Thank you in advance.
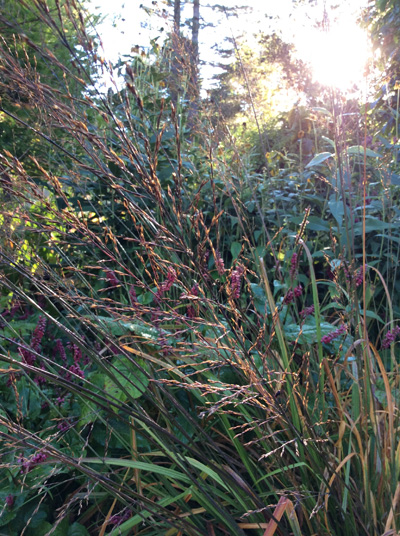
299;20;371;92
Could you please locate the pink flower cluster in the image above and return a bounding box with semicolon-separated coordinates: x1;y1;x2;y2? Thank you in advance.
382;326;400;349
283;285;303;304
185;283;199;318
57;419;73;432
300;305;315;318
342;263;351;283
231;265;244;299
321;324;347;344
21;451;48;473
68;364;85;379
155;267;177;301
190;283;199;296
31;316;47;352
186;306;196;319
109;509;131;527
64;342;84;379
129;285;137;306
67;343;82;364
19;316;47;365
290;253;298;280
34;363;48;386
355;265;366;287
215;250;225;276
53;339;67;364
1;301;22;320
106;270;119;287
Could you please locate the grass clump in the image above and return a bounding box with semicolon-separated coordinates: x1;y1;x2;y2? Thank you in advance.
0;2;400;535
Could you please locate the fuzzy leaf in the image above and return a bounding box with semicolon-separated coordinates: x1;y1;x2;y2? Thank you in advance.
305;152;334;168
347;145;382;157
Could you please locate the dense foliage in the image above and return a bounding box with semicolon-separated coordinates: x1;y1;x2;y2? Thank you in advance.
1;1;400;535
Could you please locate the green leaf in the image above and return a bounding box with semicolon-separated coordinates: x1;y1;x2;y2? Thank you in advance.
290;216;330;231
83;458;192;483
328;199;345;230
347;145;382;158
77;399;99;428
185;457;233;491
250;283;268;314
360;309;385;324
389;173;400;185
230;241;241;260
108;490;190;536
284;319;335;344
312;107;332;116
305;152;333;168
353;218;392;235
321;135;335;148
68;523;90;536
27;521;54;536
104;357;149;403
308;216;331;231
92;316;160;341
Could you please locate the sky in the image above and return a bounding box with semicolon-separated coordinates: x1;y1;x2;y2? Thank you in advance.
88;0;371;92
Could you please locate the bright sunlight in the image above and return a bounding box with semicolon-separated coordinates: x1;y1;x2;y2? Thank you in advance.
297;16;371;91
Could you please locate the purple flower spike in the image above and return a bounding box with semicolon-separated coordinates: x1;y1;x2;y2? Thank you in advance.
231;265;244;299
215;250;225;276
382;326;400;349
54;339;67;364
321;323;347;344
290;253;298;280
355;265;367;287
294;285;303;298
129;285;138;306
106;270;119;287
156;267;177;301
300;305;314;318
283;290;294;305
109;509;131;527
21;451;48;473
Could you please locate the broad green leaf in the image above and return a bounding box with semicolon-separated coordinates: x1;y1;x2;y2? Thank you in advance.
250;283;268;314
68;524;90;536
312;107;332;116
230;241;241;260
91;315;160;341
376;234;400;244
305;152;333;168
305;216;331;231
27;521;54;536
284;320;335;344
321;135;335;148
77;399;99;428
353;218;392;235
359;309;385;324
104;357;149;403
390;173;400;185
347;145;382;158
320;302;345;312
328;199;345;230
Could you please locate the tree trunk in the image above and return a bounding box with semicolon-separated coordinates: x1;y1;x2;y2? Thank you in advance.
169;0;181;107
191;0;200;66
187;0;200;130
174;0;180;35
